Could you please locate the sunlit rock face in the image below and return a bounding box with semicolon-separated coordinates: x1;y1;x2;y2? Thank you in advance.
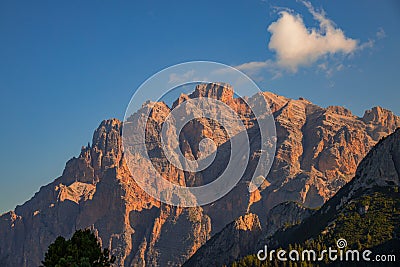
0;83;398;267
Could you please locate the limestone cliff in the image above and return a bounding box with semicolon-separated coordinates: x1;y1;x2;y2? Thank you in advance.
0;83;398;267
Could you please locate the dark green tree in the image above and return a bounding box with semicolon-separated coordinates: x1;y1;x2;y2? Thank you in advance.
41;229;115;267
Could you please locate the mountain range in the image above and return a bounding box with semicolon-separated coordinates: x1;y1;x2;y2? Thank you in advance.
0;83;399;267
228;127;400;266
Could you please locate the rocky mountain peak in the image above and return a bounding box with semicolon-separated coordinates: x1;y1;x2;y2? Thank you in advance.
77;118;123;181
55;118;124;188
141;101;171;122
262;92;290;113
347;128;400;196
172;82;234;108
190;82;234;102
91;118;122;153
362;106;400;139
326;105;353;117
363;106;397;124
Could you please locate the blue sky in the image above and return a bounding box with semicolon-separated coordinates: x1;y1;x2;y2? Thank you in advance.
0;0;399;213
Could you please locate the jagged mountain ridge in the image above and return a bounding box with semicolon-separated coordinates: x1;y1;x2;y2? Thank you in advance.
273;127;400;246
0;83;399;267
187;129;400;267
231;128;400;267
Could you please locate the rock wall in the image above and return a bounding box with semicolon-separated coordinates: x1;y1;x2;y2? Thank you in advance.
0;83;398;266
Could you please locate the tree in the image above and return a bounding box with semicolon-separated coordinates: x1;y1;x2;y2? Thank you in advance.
41;229;115;267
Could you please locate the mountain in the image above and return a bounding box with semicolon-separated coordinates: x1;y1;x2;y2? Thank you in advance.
0;83;398;267
232;128;400;266
253;95;399;212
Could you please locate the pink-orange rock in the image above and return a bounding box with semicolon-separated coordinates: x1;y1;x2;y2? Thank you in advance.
0;83;398;267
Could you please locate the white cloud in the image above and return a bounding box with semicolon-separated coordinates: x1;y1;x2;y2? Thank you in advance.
168;70;196;84
234;60;282;80
268;1;358;72
235;61;271;71
349;27;385;52
376;27;386;39
317;61;345;78
358;39;374;51
232;1;381;79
